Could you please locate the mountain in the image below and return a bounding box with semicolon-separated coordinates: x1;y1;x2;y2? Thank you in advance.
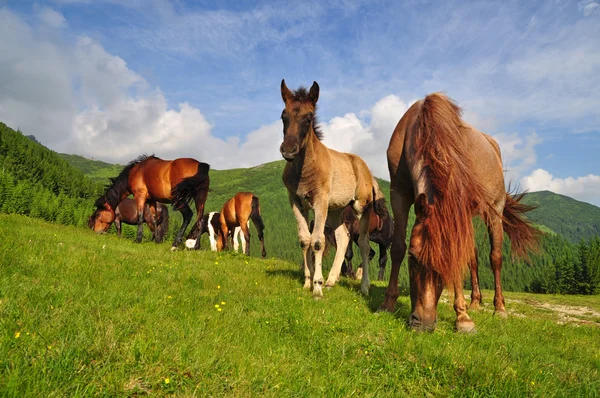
524;190;600;243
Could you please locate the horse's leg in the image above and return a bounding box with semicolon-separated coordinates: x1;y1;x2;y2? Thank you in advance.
191;188;208;250
172;203;193;250
380;190;412;313
233;226;241;253
325;213;349;288
344;239;355;279
240;220;251;256
377;242;387;281
489;216;507;318
290;198;312;290
310;195;329;298
115;216;122;237
469;247;482;310
356;208;372;296
134;193;148;243
454;279;476;333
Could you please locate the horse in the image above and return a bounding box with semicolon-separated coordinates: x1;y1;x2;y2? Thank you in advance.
318;180;394;281
88;155;210;250
217;192;266;258
87;197;169;242
280;80;387;298
381;92;541;332
184;211;243;252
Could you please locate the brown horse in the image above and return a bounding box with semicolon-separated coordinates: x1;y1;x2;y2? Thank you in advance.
382;92;541;332
217;192;266;258
280;80;386;298
89;155;210;249
87;198;169;242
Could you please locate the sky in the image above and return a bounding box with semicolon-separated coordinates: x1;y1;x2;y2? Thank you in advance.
1;0;599;205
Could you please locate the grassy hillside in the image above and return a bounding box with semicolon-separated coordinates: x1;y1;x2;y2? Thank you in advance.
1;214;599;397
58;153;123;184
524;190;600;243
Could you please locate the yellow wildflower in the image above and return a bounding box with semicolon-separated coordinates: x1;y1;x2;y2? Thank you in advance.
165;378;170;384
214;304;220;308
217;285;221;289
14;331;20;339
217;308;222;312
221;301;226;305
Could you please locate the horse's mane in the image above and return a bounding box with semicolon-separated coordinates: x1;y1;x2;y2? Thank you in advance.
292;86;323;141
94;154;154;211
411;93;492;287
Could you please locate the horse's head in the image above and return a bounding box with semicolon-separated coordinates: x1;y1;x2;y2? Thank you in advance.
407;193;443;332
279;79;320;161
88;207;115;233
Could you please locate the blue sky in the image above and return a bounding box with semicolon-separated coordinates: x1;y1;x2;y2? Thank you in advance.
1;0;599;204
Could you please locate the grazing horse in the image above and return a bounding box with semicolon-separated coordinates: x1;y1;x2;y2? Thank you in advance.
218;192;266;258
280;80;386;298
341;197;394;281
382;92;541;332
319;180;394;281
184;211;243;252
87;198;169;242
89;155;210;250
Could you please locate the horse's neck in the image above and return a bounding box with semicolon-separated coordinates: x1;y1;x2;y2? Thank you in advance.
292;133;327;173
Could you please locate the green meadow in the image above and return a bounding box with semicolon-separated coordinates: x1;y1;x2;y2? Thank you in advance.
1;214;598;397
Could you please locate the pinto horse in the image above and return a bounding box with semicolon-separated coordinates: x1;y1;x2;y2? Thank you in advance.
89;155;210;249
87;198;169;242
382;93;541;332
217;192;266;258
184;211;243;252
280;80;386;298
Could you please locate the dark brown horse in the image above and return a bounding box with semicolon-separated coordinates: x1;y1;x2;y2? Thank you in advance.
89;155;210;249
280;80;386;298
319;180;393;281
87;198;169;242
217;192;266;258
382;93;541;332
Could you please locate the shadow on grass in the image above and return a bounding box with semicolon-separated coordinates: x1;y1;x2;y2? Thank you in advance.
265;266;412;322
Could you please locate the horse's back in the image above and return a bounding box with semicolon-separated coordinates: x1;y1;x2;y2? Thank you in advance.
327;149;374;209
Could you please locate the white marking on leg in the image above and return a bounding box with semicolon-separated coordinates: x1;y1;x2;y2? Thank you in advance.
207;212;218;252
234;226;241;252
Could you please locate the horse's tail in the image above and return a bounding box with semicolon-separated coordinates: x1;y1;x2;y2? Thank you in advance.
156;203;169;243
502;190;542;260
250;195;267;258
411;93;489;287
250;196;265;236
171;162;210;210
371;177;389;219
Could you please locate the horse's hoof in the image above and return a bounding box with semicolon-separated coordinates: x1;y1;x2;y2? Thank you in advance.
313;285;323;299
355;268;363;280
325;284;334;290
170;246;178;252
494;310;509;319
469;302;481;311
378;298;397;313
456;320;477;333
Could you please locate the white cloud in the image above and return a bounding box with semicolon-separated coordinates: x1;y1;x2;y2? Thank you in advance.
520;169;600;205
35;6;67;28
492;131;542;184
579;0;600;17
320;94;408;179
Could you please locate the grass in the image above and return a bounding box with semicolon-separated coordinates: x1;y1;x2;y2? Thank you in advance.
1;214;599;397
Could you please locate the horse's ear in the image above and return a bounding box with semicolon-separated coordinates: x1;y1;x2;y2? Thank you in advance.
308;81;320;105
414;193;431;221
281;79;294;104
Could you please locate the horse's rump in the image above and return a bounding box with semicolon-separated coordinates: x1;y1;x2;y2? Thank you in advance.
171;162;210;209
